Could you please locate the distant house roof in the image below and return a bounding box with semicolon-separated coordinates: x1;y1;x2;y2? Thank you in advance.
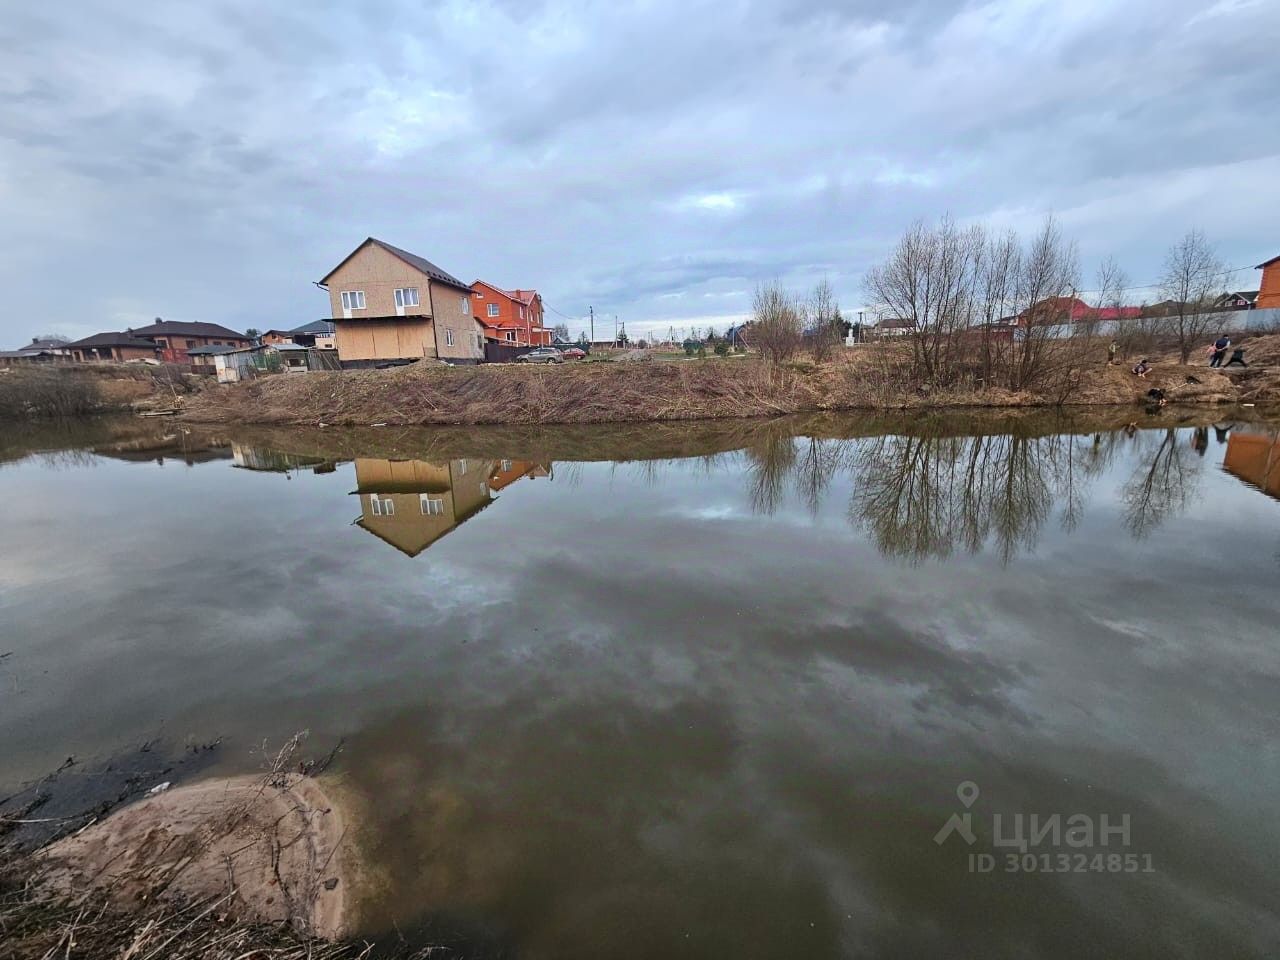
289;319;335;335
185;344;241;356
320;238;471;293
128;320;249;340
1214;290;1260;306
19;337;69;350
1256;255;1280;269
64;332;160;350
472;280;541;306
876;318;915;329
1021;297;1142;324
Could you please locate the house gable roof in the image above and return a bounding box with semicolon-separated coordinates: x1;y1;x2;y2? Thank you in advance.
1256;255;1280;269
472;279;540;306
128;320;249;340
321;238;471;293
289;319;335;335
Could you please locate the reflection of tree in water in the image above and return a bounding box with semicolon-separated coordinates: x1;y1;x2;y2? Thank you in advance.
744;431;799;516
735;424;1208;561
851;433;1071;564
1121;428;1204;539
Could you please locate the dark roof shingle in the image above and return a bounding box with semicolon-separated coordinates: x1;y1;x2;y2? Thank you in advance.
64;332;160;350
128;320;249;339
320;238;471;293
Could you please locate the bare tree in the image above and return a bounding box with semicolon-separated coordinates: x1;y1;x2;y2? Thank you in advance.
1158;230;1227;363
807;278;843;363
751;281;805;365
1007;216;1081;393
863;217;986;386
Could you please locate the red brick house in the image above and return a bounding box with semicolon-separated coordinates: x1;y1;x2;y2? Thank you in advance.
471;281;550;346
1257;255;1280;309
127;320;253;361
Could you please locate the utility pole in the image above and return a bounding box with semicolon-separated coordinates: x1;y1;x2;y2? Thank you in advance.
613;314;618;346
589;306;594;345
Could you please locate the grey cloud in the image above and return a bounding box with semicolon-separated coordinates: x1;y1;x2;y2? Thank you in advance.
0;0;1277;343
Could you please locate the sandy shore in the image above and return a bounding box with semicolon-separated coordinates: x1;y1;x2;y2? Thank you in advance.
39;773;355;937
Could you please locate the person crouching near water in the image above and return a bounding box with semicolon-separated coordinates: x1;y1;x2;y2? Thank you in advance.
1132;358;1151;378
1208;333;1231;367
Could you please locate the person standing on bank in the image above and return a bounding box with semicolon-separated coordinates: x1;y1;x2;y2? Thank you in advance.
1209;333;1231;367
1107;340;1119;365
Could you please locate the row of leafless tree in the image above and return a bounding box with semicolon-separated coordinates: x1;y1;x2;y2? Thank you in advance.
860;217;1233;387
751;216;1234;392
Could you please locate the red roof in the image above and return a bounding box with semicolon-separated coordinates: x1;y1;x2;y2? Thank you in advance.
1021;297;1141;324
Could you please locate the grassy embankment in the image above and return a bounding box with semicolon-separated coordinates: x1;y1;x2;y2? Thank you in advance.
180;336;1280;427
0;363;192;420
4;337;1279;427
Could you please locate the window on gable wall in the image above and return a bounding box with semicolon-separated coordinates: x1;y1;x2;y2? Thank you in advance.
487;303;499;317
459;296;469;315
394;288;419;308
341;291;366;311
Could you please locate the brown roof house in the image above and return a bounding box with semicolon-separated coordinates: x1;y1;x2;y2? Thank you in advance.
64;332;161;363
317;238;485;368
0;337;72;366
351;457;496;557
127;320;252;362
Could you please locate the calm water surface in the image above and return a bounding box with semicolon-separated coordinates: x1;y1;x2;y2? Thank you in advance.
2;412;1279;958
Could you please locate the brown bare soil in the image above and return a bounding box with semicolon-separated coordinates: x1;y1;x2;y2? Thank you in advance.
180;340;1280;427
39;774;352;938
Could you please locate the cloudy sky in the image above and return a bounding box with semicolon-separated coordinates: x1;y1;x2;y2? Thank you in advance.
2;0;1277;345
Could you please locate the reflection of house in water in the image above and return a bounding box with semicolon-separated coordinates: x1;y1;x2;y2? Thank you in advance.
93;433;231;466
488;458;551;491
1223;428;1280;501
353;458;495;557
352;457;551;557
231;442;339;475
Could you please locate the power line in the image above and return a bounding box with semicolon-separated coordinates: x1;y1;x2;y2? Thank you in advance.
1071;263;1258;298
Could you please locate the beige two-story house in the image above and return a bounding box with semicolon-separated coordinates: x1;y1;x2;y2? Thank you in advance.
317;238;484;367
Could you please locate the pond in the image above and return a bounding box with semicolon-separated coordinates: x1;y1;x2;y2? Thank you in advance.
2;410;1279;958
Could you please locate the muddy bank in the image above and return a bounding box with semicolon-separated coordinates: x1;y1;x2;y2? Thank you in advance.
39;773;354;937
180;348;1280;428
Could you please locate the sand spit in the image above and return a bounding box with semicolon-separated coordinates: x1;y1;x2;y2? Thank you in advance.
39;773;354;937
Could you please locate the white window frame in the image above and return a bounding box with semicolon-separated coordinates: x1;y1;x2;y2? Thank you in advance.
341;290;365;318
445;328;454;347
394;287;419;316
504;330;516;342
369;494;394;516
459;296;469;315
420;495;444;516
487;303;500;317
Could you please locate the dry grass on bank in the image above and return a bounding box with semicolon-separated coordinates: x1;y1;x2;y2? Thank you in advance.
0;363;193;420
181;342;1275;428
